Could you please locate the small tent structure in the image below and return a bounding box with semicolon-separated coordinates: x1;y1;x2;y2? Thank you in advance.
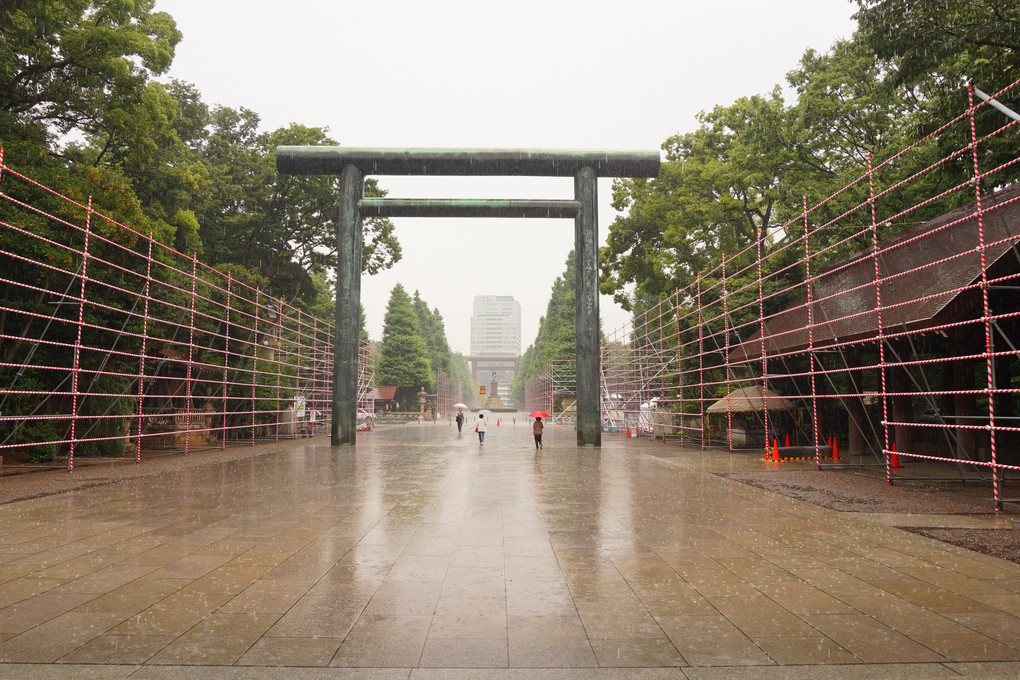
707;385;795;414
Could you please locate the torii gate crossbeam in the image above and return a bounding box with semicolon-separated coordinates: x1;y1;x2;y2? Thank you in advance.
276;147;660;447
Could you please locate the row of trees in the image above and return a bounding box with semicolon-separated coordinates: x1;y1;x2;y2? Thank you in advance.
376;284;474;410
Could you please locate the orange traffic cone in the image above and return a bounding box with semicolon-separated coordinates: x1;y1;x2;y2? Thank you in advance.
626;427;631;438
497;418;500;427
771;439;781;462
832;438;840;460
890;442;902;468
785;433;791;447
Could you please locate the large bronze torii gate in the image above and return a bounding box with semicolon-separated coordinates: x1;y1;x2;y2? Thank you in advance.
276;147;660;447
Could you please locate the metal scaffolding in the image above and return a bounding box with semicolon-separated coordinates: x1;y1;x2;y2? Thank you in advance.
0;154;373;470
600;80;1020;508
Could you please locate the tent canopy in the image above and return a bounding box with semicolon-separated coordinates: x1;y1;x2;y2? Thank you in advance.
706;385;796;414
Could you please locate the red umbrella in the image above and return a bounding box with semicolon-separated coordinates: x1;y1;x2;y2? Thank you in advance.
529;411;550;418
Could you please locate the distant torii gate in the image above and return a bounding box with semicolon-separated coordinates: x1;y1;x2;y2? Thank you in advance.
276;147;660;447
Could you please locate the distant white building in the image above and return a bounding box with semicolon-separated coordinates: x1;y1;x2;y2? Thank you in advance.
468;295;521;404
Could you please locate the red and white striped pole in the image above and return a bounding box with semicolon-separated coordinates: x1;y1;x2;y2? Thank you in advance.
184;252;197;456
136;231;154;463
68;196;93;472
804;197;820;468
868;153;892;485
274;298;281;443
223;273;231;449
674;287;685;447
252;286;259;446
696;273;706;449
755;224;769;455
721;251;732;452
968;83;999;510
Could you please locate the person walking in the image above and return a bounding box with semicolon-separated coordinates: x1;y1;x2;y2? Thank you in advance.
476;413;487;446
533;416;544;450
455;409;464;433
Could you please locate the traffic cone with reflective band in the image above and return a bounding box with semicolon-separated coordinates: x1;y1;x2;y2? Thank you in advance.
771;439;781;461
832;438;840;460
890;442;902;469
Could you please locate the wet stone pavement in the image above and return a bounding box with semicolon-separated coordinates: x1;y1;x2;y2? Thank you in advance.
1;422;1020;679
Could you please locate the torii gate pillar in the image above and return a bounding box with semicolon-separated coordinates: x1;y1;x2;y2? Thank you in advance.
276;147;660;447
574;166;600;446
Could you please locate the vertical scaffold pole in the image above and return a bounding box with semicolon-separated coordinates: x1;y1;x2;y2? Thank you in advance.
312;315;319;436
136;231;154;463
968;84;999;510
69;196;93;472
185;252;197;456
697;274;706;449
755;224;769;454
274;299;281;443
674;287;685;447
252;285;259;447
722;252;732;452
297;308;303;435
334;164;364;445
223;273;231;449
804;198;820;469
867;154;891;485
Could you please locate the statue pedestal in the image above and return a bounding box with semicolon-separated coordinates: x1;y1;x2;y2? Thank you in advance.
484;379;504;410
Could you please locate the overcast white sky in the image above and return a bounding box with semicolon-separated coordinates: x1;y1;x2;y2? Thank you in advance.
155;0;858;354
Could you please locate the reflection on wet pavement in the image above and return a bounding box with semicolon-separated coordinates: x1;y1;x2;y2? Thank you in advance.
0;421;1019;678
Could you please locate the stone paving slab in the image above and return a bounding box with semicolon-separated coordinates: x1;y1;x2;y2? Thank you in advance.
0;421;1018;678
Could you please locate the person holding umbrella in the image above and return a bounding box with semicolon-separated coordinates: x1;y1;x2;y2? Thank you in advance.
529;411;549;450
455;409;465;433
532;416;544;449
476;413;487;446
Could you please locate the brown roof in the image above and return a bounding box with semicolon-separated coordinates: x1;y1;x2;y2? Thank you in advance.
730;182;1020;362
706;385;796;413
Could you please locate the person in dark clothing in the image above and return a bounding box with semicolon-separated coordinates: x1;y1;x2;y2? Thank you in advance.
533;417;544;450
455;409;464;433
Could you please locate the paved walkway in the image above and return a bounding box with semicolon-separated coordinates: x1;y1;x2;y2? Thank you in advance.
1;421;1019;679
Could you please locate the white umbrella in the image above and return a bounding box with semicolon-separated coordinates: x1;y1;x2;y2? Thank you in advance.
453;402;468;409
475;409;493;418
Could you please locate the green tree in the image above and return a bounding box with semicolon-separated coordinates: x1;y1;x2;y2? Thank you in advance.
512;251;577;405
0;0;181;160
187;106;401;306
600;92;798;306
376;284;432;407
853;0;1020;188
412;291;453;375
449;352;476;406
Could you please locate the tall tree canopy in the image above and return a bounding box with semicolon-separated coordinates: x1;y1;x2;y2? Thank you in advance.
0;1;402;313
511;251;577;405
376;284;432;407
0;0;181;156
600;3;1020;311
